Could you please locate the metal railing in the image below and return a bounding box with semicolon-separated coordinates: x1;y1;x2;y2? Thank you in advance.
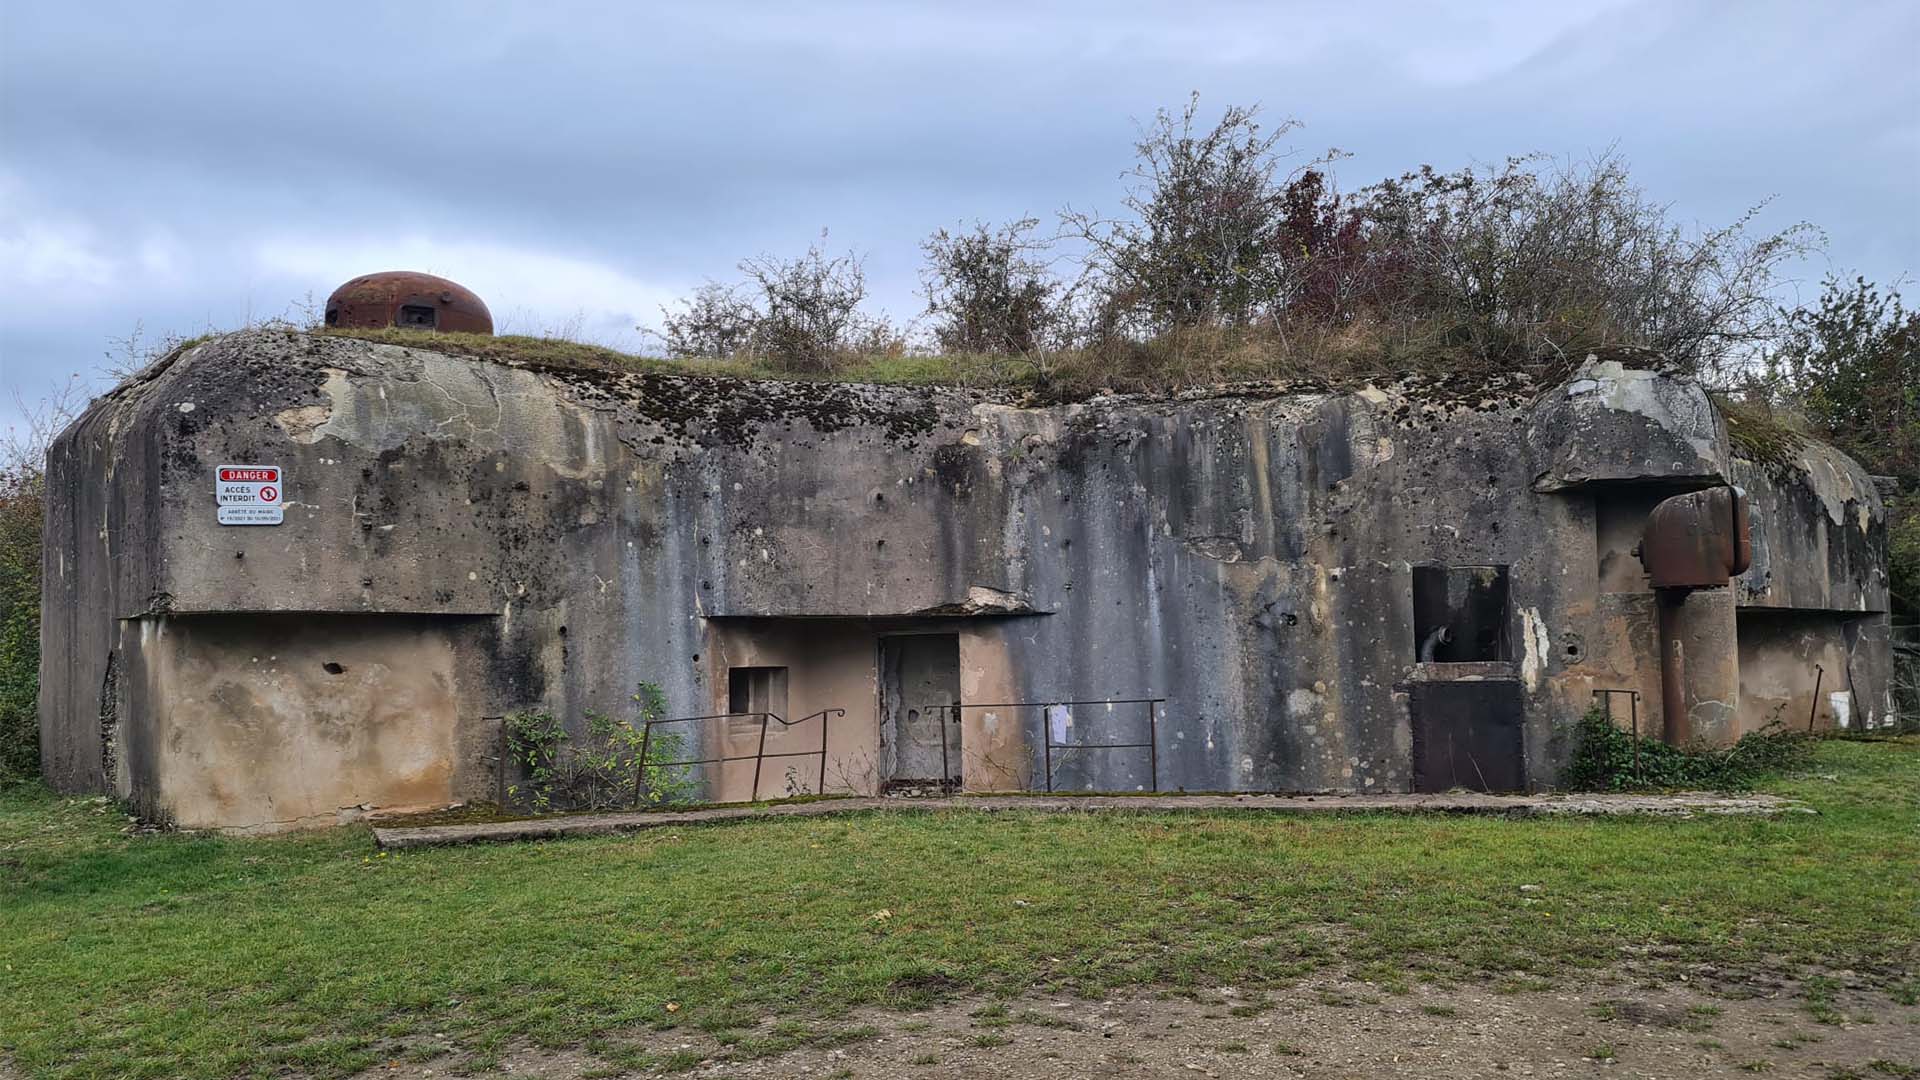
1592;688;1642;779
924;698;1166;792
636;708;846;805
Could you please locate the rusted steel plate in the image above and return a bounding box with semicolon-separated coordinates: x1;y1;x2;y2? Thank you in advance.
1639;485;1751;589
324;271;494;335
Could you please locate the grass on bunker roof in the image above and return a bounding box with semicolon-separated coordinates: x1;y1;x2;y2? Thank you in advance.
2;738;1917;1079
309;325;1545;401
314;326;1038;391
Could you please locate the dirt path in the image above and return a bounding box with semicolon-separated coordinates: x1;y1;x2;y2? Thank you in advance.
363;971;1918;1079
371;791;1802;849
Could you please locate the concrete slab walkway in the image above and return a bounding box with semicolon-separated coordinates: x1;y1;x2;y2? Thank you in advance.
371;790;1804;849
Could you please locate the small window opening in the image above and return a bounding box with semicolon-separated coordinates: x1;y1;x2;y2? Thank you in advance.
1412;564;1511;662
322;661;347;675
728;666;789;722
397;304;437;329
324;306;340;326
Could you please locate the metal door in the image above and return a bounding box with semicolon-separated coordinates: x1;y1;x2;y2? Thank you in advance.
1409;679;1525;793
880;634;960;784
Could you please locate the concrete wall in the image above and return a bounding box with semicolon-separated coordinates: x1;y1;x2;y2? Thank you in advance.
134;614;494;830
1730;440;1896;733
38;331;1895;828
1736;609;1881;735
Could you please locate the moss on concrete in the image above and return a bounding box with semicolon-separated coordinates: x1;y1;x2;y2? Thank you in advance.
1716;396;1807;480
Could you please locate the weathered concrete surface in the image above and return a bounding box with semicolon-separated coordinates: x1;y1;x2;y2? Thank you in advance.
1738;609;1890;734
1729;439;1895;733
143;614;494;831
1735;440;1888;613
371;790;1807;849
1529;360;1729;491
38;331;1894;828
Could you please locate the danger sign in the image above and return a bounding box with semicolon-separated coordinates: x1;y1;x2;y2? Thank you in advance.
215;464;284;525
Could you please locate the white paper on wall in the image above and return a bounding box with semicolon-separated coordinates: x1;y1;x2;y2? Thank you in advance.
1047;704;1073;745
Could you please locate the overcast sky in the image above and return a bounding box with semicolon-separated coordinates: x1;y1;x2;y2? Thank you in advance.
2;0;1916;436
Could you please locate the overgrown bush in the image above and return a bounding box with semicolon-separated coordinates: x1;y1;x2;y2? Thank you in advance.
1765;275;1917;634
1561;706;1815;792
504;682;699;812
654;282;759;361
920;218;1061;355
657;237;901;373
1342;158;1811;381
1060;95;1326;336
648;96;1828;397
0;465;41;785
0;374;89;786
1044;99;1811;387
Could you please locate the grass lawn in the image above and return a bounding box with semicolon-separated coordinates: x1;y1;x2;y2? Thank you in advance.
2;738;1916;1079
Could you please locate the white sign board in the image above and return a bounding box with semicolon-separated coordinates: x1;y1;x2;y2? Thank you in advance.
215;465;284;525
1047;704;1073;745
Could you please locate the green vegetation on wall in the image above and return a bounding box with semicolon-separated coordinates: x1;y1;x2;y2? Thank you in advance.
504;683;699;812
0;467;41;784
1560;707;1816;792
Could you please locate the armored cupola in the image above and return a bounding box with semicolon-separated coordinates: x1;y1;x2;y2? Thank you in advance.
323;271;493;335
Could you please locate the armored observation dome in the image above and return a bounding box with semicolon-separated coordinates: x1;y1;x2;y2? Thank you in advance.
323;271;493;335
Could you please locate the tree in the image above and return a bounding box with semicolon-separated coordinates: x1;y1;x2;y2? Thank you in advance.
1771;276;1918;480
1770;276;1919;617
0;376;88;783
1061;95;1328;335
920;218;1060;355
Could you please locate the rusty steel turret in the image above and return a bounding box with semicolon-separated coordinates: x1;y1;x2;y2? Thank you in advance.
1637;485;1751;746
324;272;493;335
1639;485;1752;589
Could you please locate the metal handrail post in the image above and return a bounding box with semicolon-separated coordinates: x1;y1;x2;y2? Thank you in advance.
1043;703;1055;793
1147;700;1159;792
635;720;653;808
1595;688;1644;783
1631;692;1641;781
939;705;952;789
752;713;771;801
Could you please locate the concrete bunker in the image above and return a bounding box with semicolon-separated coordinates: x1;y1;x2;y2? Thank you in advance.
35;331;1898;829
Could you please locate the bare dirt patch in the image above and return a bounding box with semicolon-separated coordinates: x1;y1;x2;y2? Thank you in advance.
356;971;1919;1079
371;791;1804;850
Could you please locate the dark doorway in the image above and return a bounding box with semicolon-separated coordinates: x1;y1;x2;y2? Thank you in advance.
1412;564;1511;662
880;634;960;787
1408;678;1525;792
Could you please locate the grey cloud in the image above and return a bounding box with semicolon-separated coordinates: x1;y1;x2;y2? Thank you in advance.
2;0;1915;434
